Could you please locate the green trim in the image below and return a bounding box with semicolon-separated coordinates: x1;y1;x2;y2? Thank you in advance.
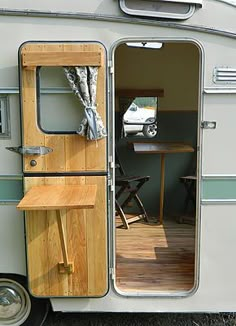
0;179;23;202
202;179;236;200
1;176;236;202
0;175;23;180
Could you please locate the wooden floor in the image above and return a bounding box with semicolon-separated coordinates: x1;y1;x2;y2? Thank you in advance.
116;217;195;293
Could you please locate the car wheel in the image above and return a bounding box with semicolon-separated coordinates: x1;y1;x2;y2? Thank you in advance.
0;274;50;326
143;118;158;138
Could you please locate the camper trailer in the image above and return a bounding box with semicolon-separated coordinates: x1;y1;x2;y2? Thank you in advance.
0;0;236;325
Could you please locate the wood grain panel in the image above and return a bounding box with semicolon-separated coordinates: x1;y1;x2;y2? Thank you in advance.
84;43;106;171
25;176;107;297
17;184;97;210
65;135;86;171
22;51;101;67
86;176;107;296
116;217;195;293
44;135;66;172
65;176;88;295
21;42;106;172
22;67;45;171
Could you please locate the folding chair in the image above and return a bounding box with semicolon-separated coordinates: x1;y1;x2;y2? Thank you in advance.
115;149;150;229
179;153;197;224
180;175;197;212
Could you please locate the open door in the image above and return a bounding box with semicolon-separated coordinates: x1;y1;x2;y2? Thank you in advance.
18;42;108;297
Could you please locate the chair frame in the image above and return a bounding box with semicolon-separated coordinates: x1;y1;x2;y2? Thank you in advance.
115;150;149;229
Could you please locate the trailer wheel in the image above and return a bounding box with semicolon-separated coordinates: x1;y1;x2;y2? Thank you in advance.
0;274;50;326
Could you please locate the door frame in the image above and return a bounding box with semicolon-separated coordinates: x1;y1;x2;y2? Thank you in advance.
109;37;204;297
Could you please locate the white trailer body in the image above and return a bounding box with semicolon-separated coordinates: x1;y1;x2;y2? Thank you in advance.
0;1;236;325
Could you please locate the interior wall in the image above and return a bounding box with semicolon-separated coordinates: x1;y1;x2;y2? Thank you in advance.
115;42;199;111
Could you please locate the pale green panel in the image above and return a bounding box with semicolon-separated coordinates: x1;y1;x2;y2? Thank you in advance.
0;179;23;202
202;179;236;200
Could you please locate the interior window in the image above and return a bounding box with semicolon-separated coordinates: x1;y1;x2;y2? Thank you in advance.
122;96;158;138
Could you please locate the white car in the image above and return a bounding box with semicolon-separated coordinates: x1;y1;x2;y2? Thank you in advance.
123;103;158;138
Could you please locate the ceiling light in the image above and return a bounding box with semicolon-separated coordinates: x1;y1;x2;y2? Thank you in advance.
126;42;163;49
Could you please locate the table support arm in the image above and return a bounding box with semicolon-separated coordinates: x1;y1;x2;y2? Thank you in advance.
56;210;74;274
159;154;165;225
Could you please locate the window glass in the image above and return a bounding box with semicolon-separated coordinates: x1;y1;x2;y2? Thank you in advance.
37;67;84;134
122;96;158;138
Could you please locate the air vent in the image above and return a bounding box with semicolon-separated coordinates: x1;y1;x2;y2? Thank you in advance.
213;67;236;84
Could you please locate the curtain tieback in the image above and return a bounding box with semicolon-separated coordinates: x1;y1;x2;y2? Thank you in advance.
84;106;98;140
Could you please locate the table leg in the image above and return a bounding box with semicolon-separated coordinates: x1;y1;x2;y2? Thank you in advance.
159;153;165;224
56;210;74;274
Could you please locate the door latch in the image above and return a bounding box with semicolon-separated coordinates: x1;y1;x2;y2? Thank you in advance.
200;121;217;129
6;146;53;156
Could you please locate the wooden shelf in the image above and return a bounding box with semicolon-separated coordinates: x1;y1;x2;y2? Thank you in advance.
17;184;97;211
133;142;194;154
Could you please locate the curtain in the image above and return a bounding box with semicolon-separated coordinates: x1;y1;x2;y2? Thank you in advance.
64;66;107;140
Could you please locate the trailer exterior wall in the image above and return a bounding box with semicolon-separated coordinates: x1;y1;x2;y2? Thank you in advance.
0;6;236;311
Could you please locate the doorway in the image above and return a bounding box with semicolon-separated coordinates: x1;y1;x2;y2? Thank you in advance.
114;40;201;294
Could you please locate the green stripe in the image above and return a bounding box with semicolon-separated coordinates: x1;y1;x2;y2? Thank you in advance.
0;179;23;202
1;177;236;202
202;179;236;200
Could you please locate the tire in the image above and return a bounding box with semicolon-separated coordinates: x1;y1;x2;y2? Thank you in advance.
0;274;50;326
127;132;138;136
143;118;158;138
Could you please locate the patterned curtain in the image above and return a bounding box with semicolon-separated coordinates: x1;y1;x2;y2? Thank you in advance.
64;66;107;140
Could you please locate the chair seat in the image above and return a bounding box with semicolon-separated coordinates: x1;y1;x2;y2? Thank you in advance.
116;175;150;184
180;175;197;181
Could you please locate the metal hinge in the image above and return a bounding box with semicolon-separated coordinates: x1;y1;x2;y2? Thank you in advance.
108;179;114;192
109;267;115;280
200;121;217;129
109;155;115;169
6;146;53;156
108;60;114;74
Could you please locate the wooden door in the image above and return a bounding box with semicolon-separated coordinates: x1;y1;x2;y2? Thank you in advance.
20;42;108;297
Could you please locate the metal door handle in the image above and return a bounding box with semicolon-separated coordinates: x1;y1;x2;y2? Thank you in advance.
6;146;53;156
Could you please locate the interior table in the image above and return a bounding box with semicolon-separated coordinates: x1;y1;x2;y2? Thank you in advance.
132;142;194;224
17;184;97;273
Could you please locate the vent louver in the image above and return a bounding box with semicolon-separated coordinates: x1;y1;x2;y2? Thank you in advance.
213;67;236;84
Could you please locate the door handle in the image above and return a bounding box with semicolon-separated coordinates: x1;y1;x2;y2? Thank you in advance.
6;146;53;156
200;121;216;129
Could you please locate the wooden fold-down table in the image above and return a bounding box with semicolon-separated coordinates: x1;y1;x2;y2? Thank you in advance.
17;184;97;274
132;142;194;224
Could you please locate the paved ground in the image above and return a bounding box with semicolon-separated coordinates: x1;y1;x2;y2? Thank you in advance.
44;311;236;326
